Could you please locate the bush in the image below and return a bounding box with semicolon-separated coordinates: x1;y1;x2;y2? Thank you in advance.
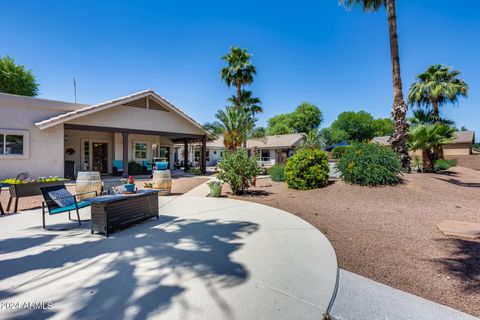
336;143;402;186
330;146;350;159
285;149;329;190
435;159;457;171
187;167;202;175
268;165;285;182
218;149;260;195
128;161;143;175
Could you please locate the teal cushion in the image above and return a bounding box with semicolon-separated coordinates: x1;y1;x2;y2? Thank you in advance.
155;162;168;170
113;160;124;170
50;201;91;214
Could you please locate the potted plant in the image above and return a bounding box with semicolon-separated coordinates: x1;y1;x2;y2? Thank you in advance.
2;176;68;198
207;180;223;197
122;176;136;193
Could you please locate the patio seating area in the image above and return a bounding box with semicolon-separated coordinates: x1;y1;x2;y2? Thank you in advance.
0;195;338;319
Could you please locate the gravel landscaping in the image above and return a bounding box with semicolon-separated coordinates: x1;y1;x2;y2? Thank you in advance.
225;166;480;317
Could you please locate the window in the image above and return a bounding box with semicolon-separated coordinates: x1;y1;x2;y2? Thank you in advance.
261;150;270;162
194;148;200;163
83;141;90;170
134;142;148;160
206;150;210;162
0;130;29;158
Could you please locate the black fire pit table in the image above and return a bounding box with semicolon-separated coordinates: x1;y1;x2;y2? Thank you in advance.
85;189;159;237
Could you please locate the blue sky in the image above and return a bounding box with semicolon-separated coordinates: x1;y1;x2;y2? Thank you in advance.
1;0;479;139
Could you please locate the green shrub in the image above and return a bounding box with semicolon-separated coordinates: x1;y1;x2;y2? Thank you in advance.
187;167;202;175
285;149;329;190
128;161;143;175
218;149;260;195
268;165;285;182
330;146;350;159
435;159;457;171
336;143;402;186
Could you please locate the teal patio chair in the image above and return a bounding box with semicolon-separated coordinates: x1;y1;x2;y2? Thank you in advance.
113;160;124;176
154;161;169;170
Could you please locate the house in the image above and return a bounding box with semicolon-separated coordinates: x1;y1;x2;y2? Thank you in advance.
247;133;306;166
174;136;225;167
372;130;476;156
0;90;210;179
175;133;306;167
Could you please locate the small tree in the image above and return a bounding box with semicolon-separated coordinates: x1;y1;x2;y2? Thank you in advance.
408;124;455;172
218;149;260;195
0;56;39;96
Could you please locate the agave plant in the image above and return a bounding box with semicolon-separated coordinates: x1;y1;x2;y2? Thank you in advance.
408;123;455;172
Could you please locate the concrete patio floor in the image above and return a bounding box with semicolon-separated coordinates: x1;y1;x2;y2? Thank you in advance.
0;196;338;319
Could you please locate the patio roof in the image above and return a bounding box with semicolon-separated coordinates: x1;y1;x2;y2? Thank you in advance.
35;90;212;139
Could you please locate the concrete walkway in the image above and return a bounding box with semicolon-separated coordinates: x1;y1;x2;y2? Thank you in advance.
331;269;478;320
0;196;338;319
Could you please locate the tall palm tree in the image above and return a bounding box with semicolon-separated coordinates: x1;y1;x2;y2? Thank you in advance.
407;64;469;117
340;0;410;171
202;121;224;138
215;106;250;151
220;47;257;108
227;90;263;118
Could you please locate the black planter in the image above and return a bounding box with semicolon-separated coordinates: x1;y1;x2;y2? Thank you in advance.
9;181;66;198
7;181;66;213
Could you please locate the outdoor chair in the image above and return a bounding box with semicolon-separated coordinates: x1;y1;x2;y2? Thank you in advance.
40;185;97;230
0;183;6;215
142;160;153;174
112;160;124;176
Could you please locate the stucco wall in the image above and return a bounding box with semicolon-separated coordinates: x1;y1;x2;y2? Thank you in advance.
443;143;471;156
0;105;65;179
67;105;204;135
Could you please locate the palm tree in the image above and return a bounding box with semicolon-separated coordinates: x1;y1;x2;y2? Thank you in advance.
202;121;224;138
215;107;250;151
408;123;455;172
340;0;410;171
408;64;469;117
227;90;263;118
299;130;325;150
409;108;455;127
220;47;256;108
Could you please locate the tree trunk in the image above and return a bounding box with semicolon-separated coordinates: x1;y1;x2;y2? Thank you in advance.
432;100;439;117
236;80;242;108
387;0;411;172
423;149;435;173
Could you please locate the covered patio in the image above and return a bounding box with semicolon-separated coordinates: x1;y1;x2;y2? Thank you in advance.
33;90;210;179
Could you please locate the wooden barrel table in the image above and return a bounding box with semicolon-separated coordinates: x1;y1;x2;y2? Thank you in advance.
152;170;171;195
75;171;102;200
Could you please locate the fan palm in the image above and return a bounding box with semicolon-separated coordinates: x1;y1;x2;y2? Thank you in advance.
227;90;263;118
408;123;455;172
340;0;410;171
408;64;469;117
409;108;455;127
215;107;250;151
220;47;256;108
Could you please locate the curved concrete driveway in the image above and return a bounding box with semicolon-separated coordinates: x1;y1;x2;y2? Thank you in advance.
0;196;338;319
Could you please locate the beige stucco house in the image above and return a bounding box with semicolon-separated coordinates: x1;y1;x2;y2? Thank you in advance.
372;130;476;156
0;90;210;180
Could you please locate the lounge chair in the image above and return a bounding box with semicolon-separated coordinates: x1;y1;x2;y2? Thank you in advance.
112;160;124;176
0;183;6;215
40;185;97;230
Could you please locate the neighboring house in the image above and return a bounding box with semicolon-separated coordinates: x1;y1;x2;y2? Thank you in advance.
247;133;306;166
174;137;225;167
372;130;476;156
0;90;210;179
175;133;306;167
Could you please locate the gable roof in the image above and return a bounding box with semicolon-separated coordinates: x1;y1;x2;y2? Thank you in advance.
372;131;475;146
34;90;211;137
246;133;306;149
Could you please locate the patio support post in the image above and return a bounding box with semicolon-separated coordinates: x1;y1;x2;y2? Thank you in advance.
122;132;129;177
201;136;206;174
184;139;189;172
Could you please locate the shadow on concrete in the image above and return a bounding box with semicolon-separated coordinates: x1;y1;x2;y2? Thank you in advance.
0;215;259;318
432;238;480;294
